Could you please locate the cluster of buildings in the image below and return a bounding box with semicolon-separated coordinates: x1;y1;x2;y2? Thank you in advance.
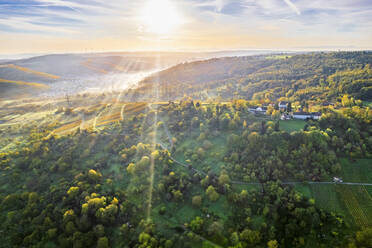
248;101;322;120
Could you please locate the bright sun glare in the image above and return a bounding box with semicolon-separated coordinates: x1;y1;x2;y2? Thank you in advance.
141;0;183;35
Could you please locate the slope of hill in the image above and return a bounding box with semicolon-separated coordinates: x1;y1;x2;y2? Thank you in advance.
134;51;372;102
0;94;371;248
0;52;204;99
0;51;293;99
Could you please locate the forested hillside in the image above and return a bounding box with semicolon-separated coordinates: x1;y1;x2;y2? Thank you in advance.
132;52;372;102
1;97;371;248
0;51;371;248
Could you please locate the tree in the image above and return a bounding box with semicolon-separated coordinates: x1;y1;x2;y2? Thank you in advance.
138;156;150;169
192;195;202;207
287;102;292;112
65;221;76;235
63;209;75;222
172;190;183;202
355;228;372;247
190;216;204;232
239;229;261;245
218;173;230;186
260;121;267;135
165;240;173;248
96;204;118;224
208;221;223;236
67;186;79;197
206;186;219;202
274;121;280;132
127;163;136;174
88;169;101;182
94;224;105;237
268;240;278;248
97;237;109;248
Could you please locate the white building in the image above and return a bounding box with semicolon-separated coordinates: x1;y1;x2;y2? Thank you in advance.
249;106;268;114
293;112;321;120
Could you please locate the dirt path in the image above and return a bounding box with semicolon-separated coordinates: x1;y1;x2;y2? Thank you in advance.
120;104;126;121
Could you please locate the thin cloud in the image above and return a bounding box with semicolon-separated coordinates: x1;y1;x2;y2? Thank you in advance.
283;0;301;15
192;0;229;12
0;17;79;34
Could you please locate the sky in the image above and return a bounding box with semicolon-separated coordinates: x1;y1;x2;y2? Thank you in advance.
0;0;371;54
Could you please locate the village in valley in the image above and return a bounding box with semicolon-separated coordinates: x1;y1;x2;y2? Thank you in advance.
248;101;323;120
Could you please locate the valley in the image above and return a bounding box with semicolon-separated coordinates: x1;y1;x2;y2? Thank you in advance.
0;51;371;248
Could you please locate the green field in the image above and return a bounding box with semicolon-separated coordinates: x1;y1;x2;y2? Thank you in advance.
336;185;372;228
340;158;372;183
363;101;372;107
294;158;372;228
279;119;306;132
309;184;345;214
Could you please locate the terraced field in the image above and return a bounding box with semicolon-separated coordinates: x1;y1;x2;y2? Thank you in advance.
336;185;372;227
307;158;372;228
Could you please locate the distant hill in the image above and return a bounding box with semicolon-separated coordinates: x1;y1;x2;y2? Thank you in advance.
133;51;372;102
0;52;203;99
0;50;285;99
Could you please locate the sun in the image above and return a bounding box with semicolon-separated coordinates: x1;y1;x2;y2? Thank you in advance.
140;0;183;35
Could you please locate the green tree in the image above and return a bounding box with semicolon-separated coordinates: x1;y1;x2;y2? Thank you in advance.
192;195;202;207
206;186;219;202
97;237;109;248
172;190;183;202
218;173;230;186
356;228;372;247
190;216;204;232
268;240;278;248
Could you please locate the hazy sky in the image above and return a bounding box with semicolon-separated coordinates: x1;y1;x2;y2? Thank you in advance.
0;0;371;54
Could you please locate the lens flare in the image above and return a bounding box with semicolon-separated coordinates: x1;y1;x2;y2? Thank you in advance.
141;0;183;35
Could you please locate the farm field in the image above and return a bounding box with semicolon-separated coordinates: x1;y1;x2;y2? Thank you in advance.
279;119;306;132
292;158;372;228
340;159;372;183
336;185;372;228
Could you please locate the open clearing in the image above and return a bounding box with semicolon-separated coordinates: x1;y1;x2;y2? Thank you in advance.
265;55;292;60
279;119;306;132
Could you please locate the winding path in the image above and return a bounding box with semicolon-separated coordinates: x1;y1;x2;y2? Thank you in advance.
120;104;126;121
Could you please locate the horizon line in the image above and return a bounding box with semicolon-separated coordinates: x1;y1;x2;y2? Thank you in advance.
1;48;371;60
